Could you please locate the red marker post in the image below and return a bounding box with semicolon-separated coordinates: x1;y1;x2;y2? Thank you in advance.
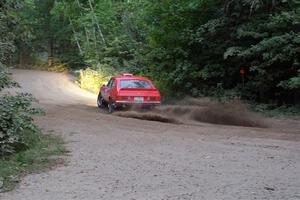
240;69;245;89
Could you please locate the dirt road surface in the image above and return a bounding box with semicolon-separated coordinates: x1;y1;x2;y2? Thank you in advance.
1;70;300;200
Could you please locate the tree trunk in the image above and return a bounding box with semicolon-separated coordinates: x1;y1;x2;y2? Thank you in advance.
69;17;82;53
87;0;106;46
76;0;90;45
48;37;54;67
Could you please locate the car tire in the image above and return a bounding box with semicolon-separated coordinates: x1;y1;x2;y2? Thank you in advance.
108;99;115;113
97;94;106;109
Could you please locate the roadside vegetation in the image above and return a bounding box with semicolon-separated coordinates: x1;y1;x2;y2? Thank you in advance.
250;104;300;119
0;129;66;192
0;2;66;192
6;0;299;116
0;68;66;192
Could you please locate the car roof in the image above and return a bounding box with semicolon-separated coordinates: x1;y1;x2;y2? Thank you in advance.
113;74;150;81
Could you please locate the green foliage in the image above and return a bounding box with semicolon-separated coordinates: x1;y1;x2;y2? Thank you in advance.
0;3;65;191
137;0;300;103
278;70;300;89
78;65;117;94
0;0;20;66
0;66;18;90
17;62;69;73
222;6;300;102
0;68;43;157
285;75;300;89
0;93;43;156
0;130;66;191
251;103;300;118
0;1;44;157
7;0;300;105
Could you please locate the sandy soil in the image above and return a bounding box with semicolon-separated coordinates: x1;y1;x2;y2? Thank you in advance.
1;69;299;200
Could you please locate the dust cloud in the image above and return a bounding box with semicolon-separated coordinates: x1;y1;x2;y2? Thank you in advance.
114;98;266;127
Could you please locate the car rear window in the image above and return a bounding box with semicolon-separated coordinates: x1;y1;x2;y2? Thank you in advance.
119;80;152;89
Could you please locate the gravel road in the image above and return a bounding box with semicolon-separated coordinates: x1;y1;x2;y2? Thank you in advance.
1;70;299;200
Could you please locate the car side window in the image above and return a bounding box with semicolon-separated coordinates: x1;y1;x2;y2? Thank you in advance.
110;79;115;88
107;79;112;87
107;79;115;88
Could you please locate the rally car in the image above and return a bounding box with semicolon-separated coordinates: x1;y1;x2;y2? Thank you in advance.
97;73;161;113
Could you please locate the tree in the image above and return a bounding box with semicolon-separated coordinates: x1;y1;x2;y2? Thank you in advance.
10;0;300;104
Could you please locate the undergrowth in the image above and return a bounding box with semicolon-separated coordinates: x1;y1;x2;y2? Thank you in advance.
0;130;66;192
250;104;300;119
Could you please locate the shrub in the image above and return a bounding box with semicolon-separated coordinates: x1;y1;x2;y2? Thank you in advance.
0;67;42;156
0;93;42;156
47;63;68;73
0;67;18;90
78;64;116;94
18;62;68;73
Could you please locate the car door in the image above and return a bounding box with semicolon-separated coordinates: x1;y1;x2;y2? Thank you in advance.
109;79;117;100
103;78;115;102
102;79;111;101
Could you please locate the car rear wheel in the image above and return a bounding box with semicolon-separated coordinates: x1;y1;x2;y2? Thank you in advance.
108;99;115;113
97;94;106;109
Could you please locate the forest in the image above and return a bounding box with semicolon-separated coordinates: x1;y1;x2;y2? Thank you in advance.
1;0;300;104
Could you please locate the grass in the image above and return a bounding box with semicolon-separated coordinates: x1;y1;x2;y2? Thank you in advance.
250;104;300;119
0;130;67;192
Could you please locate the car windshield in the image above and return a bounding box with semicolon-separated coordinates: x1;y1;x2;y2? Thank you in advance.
119;80;152;89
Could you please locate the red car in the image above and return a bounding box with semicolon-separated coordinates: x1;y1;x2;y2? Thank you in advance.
97;73;161;112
